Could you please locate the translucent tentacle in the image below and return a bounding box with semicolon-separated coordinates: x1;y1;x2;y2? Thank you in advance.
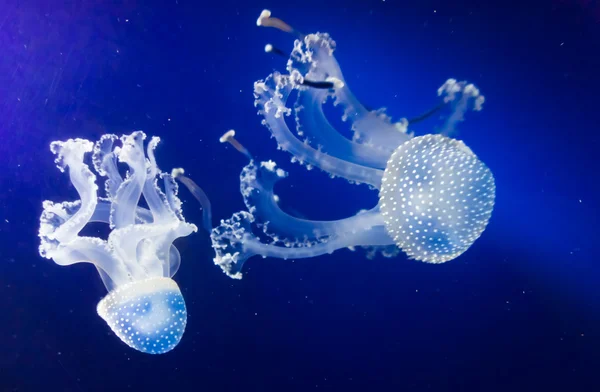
47;139;98;243
254;72;384;188
111;131;147;229
294;87;390;169
437;78;485;134
286;32;412;152
93;134;123;198
141;137;179;224
211;212;394;279
240;159;383;242
163;172;185;222
171;169;212;232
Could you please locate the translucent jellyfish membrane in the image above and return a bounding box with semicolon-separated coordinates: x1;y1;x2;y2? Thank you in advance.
178;11;494;279
39;132;199;354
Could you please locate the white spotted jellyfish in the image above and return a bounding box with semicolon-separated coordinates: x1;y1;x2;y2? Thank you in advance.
176;10;495;279
39;131;210;354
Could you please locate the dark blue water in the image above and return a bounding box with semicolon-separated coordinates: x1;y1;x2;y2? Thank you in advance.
1;1;599;391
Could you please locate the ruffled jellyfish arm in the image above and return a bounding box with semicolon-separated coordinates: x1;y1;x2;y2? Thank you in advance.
293;82;391;170
109;132;147;229
142;136;179;224
93;134;123;199
211;210;393;279
254;73;384;188
47;139;98;242
239;159;383;242
437;78;486;134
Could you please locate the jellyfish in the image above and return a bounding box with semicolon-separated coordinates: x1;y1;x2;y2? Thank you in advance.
180;11;495;279
38;131;202;354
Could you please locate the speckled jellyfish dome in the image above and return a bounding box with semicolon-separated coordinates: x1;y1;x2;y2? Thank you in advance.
97;277;187;355
379;134;495;263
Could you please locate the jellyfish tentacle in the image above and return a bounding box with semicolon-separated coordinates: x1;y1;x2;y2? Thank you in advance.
172;168;212;232
265;43;288;58
240;159;384;242
47;139;98;243
293;86;391;169
406;102;447;125
161;172;185;222
255;72;384;188
284;32;412;152
257;9;303;37
245;225;393;258
93;134;123;198
211;211;393;279
437;78;485;134
111;131;147;229
141;137;180;225
219;130;252;160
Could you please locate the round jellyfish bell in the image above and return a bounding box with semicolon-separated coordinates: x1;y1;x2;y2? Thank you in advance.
379;134;495;263
97;277;187;354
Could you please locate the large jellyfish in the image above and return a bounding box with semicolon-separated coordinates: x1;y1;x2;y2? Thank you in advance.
38;131;203;354
183;10;495;279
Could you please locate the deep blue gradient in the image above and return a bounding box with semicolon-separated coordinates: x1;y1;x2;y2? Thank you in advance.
1;0;599;391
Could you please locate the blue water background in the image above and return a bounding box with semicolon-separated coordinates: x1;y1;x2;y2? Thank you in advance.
0;1;599;390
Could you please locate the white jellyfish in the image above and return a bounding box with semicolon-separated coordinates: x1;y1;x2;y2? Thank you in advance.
38;131;203;354
178;11;495;279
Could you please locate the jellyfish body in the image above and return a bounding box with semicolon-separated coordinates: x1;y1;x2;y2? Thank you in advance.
39;132;198;354
204;11;495;279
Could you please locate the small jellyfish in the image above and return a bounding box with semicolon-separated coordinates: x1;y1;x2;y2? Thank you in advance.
187;11;495;279
39;131;204;354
